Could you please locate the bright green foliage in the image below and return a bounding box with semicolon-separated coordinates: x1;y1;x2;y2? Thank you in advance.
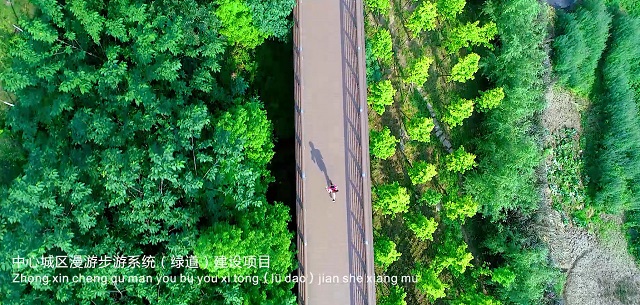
619;0;640;16
453;293;502;305
406;116;434;142
374;236;402;270
408;160;437;185
368;79;396;115
365;0;391;15
405;213;438;241
413;263;448;300
443;97;474;127
444;195;478;221
449;53;480;83
433;243;474;274
404;56;434;85
553;0;611;95
370;127;399;159
216;0;266;48
195;202;294;278
466;0;547;220
406;1;438;38
491;266;516;288
420;188;443;206
476;87;505;112
445;146;476;173
437;0;466;20
369;28;394;63
379;285;407;305
445;21;497;53
373;181;411;215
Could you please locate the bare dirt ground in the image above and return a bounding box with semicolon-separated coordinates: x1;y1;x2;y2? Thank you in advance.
538;86;640;305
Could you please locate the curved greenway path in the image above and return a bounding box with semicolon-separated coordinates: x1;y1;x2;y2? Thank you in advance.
293;0;376;304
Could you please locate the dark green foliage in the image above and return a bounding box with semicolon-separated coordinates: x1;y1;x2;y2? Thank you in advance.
553;0;612;96
583;14;640;260
466;0;547;220
0;0;294;303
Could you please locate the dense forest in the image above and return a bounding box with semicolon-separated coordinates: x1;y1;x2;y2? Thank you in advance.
0;0;298;304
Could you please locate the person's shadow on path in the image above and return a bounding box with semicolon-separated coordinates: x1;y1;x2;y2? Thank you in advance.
309;141;331;187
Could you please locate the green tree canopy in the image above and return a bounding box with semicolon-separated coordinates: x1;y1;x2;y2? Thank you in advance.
445;21;497;53
373;181;411;215
445;146;476;173
437;0;466;20
405;116;435;142
404;55;434;86
449;53;480;83
405;213;438;241
476;87;505;112
444;194;479;221
370;127;399;159
368;79;396;115
443;97;474;127
406;1;438;38
369;28;394;63
374;236;402;270
408;160;437;185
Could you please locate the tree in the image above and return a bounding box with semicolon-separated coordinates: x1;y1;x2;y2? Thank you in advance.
444;21;497;53
368;79;396;115
434;243;474;275
370;127;399;159
408;161;437;185
449;53;480;83
216;0;267;48
419;188;443;206
365;0;391;15
405;213;438;241
445;146;476;173
0;0;296;302
413;263;448;301
374;236;402;270
373;182;411;215
244;0;296;40
437;0;466;21
552;0;612;95
491;266;516;288
476;87;504;112
379;285;407;305
444;194;478;221
406;1;438;38
442;97;474;127
404;56;434;86
405;116;434;142
369;28;394;63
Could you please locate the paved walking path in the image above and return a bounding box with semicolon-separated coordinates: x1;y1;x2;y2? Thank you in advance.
293;0;375;304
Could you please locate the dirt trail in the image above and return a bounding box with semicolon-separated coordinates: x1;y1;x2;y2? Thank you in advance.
538;85;640;305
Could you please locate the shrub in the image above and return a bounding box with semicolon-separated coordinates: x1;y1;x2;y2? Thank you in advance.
436;0;466;21
408;161;437;185
369;28;394;63
406;116;434;142
445;146;476;173
368;80;396;115
404;56;434;86
374;236;402;270
444;21;497;53
365;0;391;15
406;1;438;38
449;53;480;83
444;195;478;221
370;127;398;159
373;182;411;215
442;97;474;127
475;87;504;112
405;213;438;241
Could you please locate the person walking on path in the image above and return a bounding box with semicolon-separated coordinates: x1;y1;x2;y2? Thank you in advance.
326;182;339;202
